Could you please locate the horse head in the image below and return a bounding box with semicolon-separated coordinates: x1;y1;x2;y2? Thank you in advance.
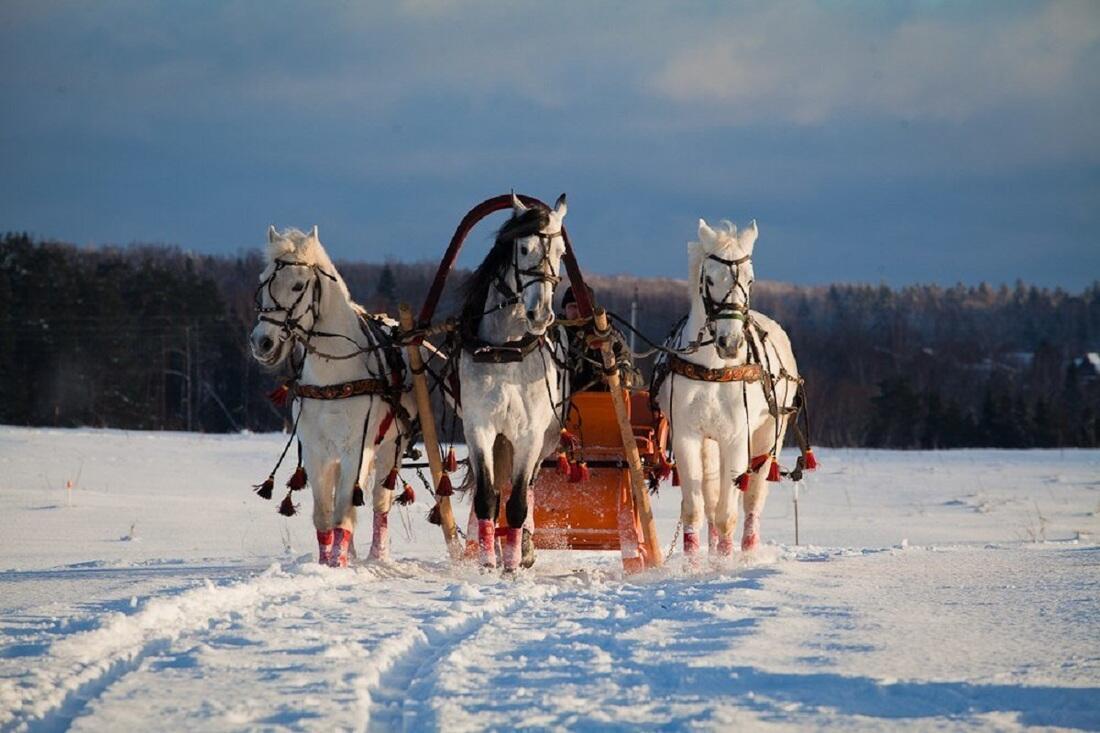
250;225;343;367
690;218;758;359
508;193;567;334
461;193;568;340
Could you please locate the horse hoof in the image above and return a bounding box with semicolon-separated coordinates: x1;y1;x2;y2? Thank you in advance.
329;528;352;567
741;534;759;552
521;529;536;569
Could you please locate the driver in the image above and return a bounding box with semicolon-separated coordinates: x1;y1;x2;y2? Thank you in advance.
559;285;640;391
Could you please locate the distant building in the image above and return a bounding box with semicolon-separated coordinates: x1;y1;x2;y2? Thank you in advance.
1073;352;1100;382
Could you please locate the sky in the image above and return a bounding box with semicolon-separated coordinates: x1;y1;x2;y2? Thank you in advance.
2;1;1098;288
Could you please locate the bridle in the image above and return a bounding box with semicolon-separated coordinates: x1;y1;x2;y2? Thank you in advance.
254;259;337;343
485;230;563;317
698;251;753;341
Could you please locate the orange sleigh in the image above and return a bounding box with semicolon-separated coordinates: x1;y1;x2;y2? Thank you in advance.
496;390;668;573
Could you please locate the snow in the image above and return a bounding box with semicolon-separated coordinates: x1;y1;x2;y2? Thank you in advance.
1;426;1098;731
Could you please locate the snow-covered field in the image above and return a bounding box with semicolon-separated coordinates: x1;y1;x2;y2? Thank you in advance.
0;426;1097;732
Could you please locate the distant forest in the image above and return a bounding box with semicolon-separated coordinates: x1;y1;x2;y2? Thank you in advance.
2;232;1098;448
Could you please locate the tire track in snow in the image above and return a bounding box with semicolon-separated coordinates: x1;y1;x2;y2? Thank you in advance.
2;563;351;733
361;580;558;733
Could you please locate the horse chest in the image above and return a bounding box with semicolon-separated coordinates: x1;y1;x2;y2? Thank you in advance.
460;358;555;434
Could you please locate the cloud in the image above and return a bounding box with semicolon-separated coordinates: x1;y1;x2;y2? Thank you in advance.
648;1;1100;124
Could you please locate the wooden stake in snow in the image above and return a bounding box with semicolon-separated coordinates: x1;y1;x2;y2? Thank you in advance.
793;481;801;546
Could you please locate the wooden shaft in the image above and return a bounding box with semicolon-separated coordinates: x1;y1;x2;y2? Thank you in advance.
399;303;461;559
592;307;662;567
794;488;801;546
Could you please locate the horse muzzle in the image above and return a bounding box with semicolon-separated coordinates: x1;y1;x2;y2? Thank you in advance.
714;334;744;359
250;326;287;365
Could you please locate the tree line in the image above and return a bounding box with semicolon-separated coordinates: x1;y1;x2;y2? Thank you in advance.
2;232;1098;448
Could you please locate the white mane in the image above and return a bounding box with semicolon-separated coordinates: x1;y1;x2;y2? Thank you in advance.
262;226;352;303
688;218;757;284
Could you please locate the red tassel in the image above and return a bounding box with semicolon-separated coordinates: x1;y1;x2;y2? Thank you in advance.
278;492;297;516
556;452;570;475
767;458;782;482
427;504;442;525
750;454;770;473
352;483;365;507
396;482;415;506
254;476;274;500
444;447;458;473
436;473;454;497
569;461;590;483
382;468;398;491
287;466;307;491
267;383;290;407
560;429;579;450
671;465;681;487
804;449;818;470
656;453;672;481
737;472;751;492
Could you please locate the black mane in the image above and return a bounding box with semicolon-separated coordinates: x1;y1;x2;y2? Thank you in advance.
459;206;550;334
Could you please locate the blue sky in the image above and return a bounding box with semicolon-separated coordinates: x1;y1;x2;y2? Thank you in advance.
2;1;1097;288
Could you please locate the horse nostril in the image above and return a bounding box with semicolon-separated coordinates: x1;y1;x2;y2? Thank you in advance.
259;336;273;352
526;309;536;321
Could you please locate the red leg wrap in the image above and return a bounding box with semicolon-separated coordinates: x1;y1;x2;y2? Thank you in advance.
502;527;522;571
477;519;497;568
317;529;334;565
330;527;351;567
369;511;389;561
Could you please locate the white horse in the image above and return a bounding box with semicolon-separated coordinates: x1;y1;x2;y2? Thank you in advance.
250;226;416;567
656;219;801;561
458;194;569;571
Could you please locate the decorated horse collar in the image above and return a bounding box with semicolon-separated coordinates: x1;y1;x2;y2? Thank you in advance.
667;353;762;383
290;377;393;400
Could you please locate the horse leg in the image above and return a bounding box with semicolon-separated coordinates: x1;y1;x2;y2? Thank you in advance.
742;416;789;551
700;439;721;554
308;454;338;565
468;429;499;568
329;447;367;568
368;444;399;562
713;438;745;557
503;439;541;572
673;433;705;566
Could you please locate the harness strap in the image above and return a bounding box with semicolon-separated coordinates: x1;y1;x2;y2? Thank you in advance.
667;355;763;383
293;378;391;400
463;333;545;363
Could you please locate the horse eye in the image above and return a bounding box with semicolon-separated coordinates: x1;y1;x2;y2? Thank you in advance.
520;245;529;256
705;276;714;286
292;282;305;292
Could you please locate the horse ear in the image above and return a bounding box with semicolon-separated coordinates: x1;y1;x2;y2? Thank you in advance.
739;219;759;249
511;191;528;216
267;225;278;244
309;225;319;241
554;193;568;218
698;218;717;244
